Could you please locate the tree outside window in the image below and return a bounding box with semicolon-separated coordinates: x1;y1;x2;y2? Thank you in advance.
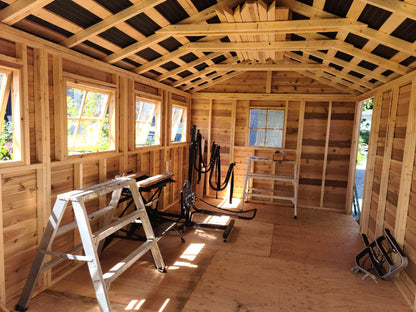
249;109;284;148
171;106;186;143
67;84;115;155
135;98;160;147
0;69;21;161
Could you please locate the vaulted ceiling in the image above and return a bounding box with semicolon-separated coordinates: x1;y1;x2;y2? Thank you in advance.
1;0;416;95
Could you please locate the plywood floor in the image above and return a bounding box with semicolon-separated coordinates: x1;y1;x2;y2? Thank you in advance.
24;200;411;312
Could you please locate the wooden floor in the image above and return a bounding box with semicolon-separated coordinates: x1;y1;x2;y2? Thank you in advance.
24;199;411;312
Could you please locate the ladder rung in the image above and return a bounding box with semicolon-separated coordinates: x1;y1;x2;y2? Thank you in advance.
247;187;294;194
41;243;84;272
40;249;93;262
247;173;295;182
103;240;156;287
93;209;145;243
56;204;118;237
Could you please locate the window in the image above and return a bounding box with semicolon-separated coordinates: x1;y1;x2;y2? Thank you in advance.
66;83;115;155
249;109;284;148
0;68;21;161
171;105;187;143
135;98;160;147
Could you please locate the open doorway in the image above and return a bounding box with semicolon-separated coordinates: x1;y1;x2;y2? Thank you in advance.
353;97;373;221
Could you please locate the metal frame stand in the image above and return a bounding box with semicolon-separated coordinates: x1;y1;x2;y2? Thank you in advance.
15;177;165;312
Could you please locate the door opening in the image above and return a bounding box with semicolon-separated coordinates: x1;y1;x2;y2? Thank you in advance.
353;97;373;222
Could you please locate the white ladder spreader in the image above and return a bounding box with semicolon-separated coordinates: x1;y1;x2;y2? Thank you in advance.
15;177;165;312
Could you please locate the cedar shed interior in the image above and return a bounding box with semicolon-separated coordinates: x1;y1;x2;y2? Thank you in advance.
1;0;416;311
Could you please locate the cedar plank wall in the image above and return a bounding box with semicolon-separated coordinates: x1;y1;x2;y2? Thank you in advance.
359;76;416;308
191;71;356;213
0;30;190;307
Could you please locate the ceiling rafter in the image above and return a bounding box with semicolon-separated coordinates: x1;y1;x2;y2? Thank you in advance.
209;63;328;71
284;51;373;90
187;71;243;93
173;55;238;88
186;40;337;51
159;18;366;36
279;0;416;56
61;0;165;48
104;2;231;65
294;69;360;94
0;0;54;25
157;52;224;82
284;52;374;89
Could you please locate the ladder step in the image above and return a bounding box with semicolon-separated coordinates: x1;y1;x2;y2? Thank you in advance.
56;204;118;237
93;209;145;243
246;173;295;182
41;243;84;272
40;249;93;262
103;240;156;287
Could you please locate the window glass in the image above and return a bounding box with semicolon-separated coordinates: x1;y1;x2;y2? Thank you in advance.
248;109;284;148
171;106;186;143
67;85;114;154
135;99;160;147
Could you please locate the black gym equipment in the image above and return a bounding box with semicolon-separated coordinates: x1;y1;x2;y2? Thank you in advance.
351;228;408;282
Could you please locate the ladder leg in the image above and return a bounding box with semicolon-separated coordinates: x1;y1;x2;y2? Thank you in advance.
16;199;69;312
129;185;166;272
72;200;111;312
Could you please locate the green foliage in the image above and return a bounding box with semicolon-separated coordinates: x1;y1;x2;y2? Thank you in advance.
0;121;13;161
362;97;373;111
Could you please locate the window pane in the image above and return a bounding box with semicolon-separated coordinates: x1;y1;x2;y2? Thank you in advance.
249;110;259;128
136;100;143;121
0;73;5;86
265;129;283;148
172;107;183;123
67;87;85;118
75;120;100;147
67;119;77;147
82;91;108;118
139;102;155;122
249;129;265;146
135;99;159;147
257;110;267;128
268;110;284;129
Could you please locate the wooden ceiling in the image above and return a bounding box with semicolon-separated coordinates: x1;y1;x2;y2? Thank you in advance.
1;0;416;95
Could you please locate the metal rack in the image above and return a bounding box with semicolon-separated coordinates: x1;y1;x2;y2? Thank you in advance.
241;156;297;218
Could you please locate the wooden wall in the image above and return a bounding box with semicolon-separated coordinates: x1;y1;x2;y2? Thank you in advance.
191;71;357;214
359;75;416;308
0;26;190;307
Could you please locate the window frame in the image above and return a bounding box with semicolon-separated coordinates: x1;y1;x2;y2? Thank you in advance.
135;95;161;148
248;108;286;148
65;79;116;156
171;103;187;144
0;65;24;165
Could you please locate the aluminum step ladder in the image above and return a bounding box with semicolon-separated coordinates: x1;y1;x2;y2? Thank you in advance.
15;177;165;312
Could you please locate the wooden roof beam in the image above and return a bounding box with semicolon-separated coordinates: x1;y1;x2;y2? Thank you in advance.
284;52;376;89
187;71;243;93
279;0;416;56
104;4;220;64
159;18;366;36
360;0;416;21
156;52;224;82
294;69;360;95
172;56;239;87
0;0;54;24
61;0;165;48
186;40;337;52
210;63;328;71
